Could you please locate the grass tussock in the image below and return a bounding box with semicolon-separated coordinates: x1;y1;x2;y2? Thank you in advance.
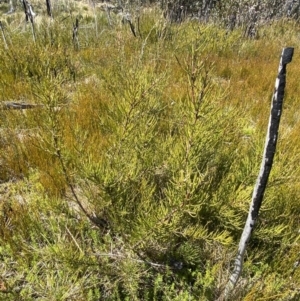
0;4;299;301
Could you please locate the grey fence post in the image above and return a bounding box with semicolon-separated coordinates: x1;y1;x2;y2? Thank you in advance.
73;17;79;50
46;0;53;18
224;47;294;298
0;21;8;49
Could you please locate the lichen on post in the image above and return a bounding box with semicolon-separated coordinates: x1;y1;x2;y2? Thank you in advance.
224;47;294;299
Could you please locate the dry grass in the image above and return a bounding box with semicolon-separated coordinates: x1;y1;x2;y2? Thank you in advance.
0;4;299;300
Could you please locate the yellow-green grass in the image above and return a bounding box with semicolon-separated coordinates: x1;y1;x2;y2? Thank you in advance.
0;8;299;300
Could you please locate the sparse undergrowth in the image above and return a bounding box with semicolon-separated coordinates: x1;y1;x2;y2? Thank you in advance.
0;2;299;300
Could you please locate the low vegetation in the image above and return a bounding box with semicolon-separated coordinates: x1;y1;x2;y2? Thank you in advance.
0;1;299;300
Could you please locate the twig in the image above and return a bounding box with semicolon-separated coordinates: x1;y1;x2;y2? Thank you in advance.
95;252;168;268
65;225;84;253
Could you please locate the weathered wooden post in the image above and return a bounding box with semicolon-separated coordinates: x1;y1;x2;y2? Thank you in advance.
73;17;79;50
224;47;294;298
0;21;8;50
46;0;53;18
124;14;136;38
90;0;98;38
6;0;15;15
22;0;36;43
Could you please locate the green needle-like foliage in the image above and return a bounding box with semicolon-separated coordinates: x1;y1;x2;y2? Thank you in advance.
0;3;299;300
